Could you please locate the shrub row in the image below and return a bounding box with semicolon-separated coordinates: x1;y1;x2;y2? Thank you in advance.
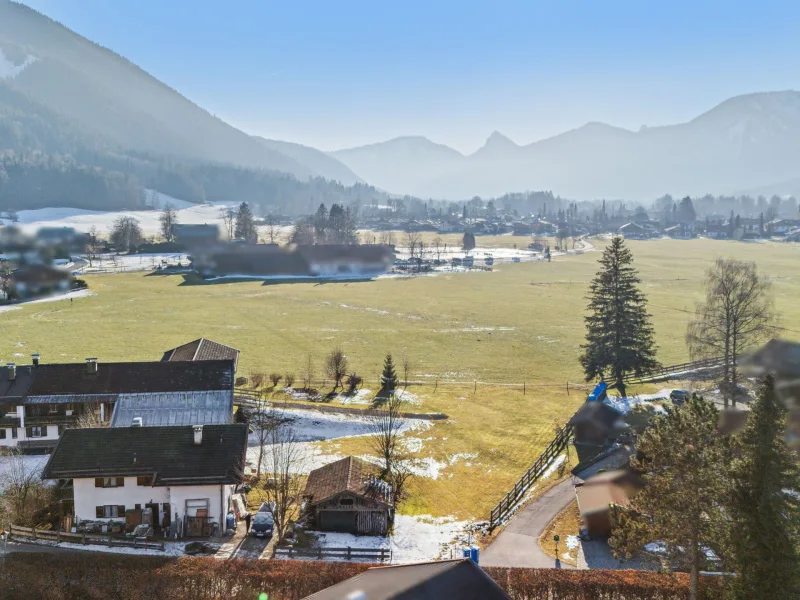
0;553;725;600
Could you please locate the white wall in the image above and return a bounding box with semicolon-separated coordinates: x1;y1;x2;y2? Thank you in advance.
73;478;235;534
0;420;60;448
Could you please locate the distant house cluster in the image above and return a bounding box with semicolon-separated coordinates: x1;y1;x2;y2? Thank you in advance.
190;243;395;280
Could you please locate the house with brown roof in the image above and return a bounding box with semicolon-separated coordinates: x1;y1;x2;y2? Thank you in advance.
575;469;645;538
161;338;240;372
303;456;393;535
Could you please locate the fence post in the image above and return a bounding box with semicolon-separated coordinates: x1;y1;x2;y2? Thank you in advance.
56;530;60;544
347;546;351;560
318;547;323;559
32;528;36;541
523;382;526;395
82;533;86;545
474;381;477;393
566;381;570;395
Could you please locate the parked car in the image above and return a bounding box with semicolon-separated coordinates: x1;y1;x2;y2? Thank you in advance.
251;502;275;538
512;256;521;263
670;389;691;405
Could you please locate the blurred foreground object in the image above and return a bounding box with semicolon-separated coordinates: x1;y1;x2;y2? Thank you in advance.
741;339;800;453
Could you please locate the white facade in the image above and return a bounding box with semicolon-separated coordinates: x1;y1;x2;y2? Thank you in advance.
0;402;108;448
72;477;235;535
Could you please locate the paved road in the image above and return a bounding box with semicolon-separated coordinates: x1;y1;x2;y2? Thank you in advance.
482;449;633;569
481;478;576;569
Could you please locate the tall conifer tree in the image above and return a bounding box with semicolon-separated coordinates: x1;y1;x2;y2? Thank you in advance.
728;376;800;599
580;236;659;396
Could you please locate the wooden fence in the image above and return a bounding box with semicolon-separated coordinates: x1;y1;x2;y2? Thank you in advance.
9;525;165;551
489;425;572;529
274;545;391;563
624;356;725;385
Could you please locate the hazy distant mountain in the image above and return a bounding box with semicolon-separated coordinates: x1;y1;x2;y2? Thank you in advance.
254;137;362;186
0;1;317;179
331;136;465;197
331;91;800;201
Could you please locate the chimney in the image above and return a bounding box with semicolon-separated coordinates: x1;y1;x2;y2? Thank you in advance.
86;358;98;374
193;425;203;446
31;353;40;367
7;362;16;381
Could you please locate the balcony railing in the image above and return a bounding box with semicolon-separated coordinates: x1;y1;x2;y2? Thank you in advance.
23;414;80;426
0;415;21;427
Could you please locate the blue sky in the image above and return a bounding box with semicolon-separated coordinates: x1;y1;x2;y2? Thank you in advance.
19;0;800;152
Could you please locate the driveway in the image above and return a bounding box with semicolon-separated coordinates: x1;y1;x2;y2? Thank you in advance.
481;478;577;569
482;448;632;569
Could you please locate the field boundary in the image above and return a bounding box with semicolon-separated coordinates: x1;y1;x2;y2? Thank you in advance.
274;545;391;563
9;525;165;551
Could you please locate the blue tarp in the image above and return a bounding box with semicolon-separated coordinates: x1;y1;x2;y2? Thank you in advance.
587;381;608;402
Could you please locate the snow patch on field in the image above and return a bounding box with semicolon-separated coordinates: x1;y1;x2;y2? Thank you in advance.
541;454;567;479
246;407;432;475
604;390;671;415
334;389;373;405
0;288;94;313
16;203;225;236
299;514;470;564
566;535;581;550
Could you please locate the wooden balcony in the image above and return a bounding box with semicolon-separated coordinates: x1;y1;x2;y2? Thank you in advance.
24;414;80;426
0;415;21;427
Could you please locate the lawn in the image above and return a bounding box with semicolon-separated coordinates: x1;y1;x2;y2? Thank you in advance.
2;238;799;520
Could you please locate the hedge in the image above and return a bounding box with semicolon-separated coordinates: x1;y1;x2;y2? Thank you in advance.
0;553;725;600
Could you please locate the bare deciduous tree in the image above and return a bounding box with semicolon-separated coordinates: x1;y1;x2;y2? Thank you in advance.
260;415;306;541
370;393;406;476
0;447;53;528
324;347;348;391
404;230;422;263
379;231;396;246
251;399;275;477
303;354;314;391
220;208;236;240
85;226;102;267
269;373;282;388
76;406;108;428
401;355;414;390
387;459;413;506
250;372;265;391
159;203;178;243
686;258;778;408
284;373;296;389
264;213;280;244
432;236;444;262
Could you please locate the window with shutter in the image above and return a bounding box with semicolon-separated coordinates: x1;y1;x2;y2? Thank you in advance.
0;430;6;439
96;506;104;518
116;477;124;487
95;478;103;488
117;505;125;516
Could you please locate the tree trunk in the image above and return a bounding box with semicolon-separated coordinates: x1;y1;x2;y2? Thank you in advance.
256;444;264;477
616;378;627;399
731;325;738;408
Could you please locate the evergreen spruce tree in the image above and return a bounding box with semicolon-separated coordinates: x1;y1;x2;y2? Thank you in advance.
580;236;659;396
380;354;398;395
728;376;800;599
234;201;257;242
610;396;732;600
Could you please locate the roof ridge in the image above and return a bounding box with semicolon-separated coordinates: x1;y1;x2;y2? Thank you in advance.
346;455;355;490
192;339;204;361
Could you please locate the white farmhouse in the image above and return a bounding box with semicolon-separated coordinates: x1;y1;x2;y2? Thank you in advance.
41;423;248;536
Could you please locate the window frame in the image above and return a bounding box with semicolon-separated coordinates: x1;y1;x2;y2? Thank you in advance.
94;477;125;488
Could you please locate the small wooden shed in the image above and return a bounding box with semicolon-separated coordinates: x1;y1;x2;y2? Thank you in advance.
304;456;393;536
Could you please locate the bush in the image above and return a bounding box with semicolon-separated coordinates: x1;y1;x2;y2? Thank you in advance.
0;554;727;600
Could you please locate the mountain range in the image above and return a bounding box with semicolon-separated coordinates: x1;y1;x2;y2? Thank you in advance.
331;92;800;200
2;0;800;209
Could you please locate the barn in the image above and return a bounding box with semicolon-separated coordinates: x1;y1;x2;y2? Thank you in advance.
303;456;393;536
